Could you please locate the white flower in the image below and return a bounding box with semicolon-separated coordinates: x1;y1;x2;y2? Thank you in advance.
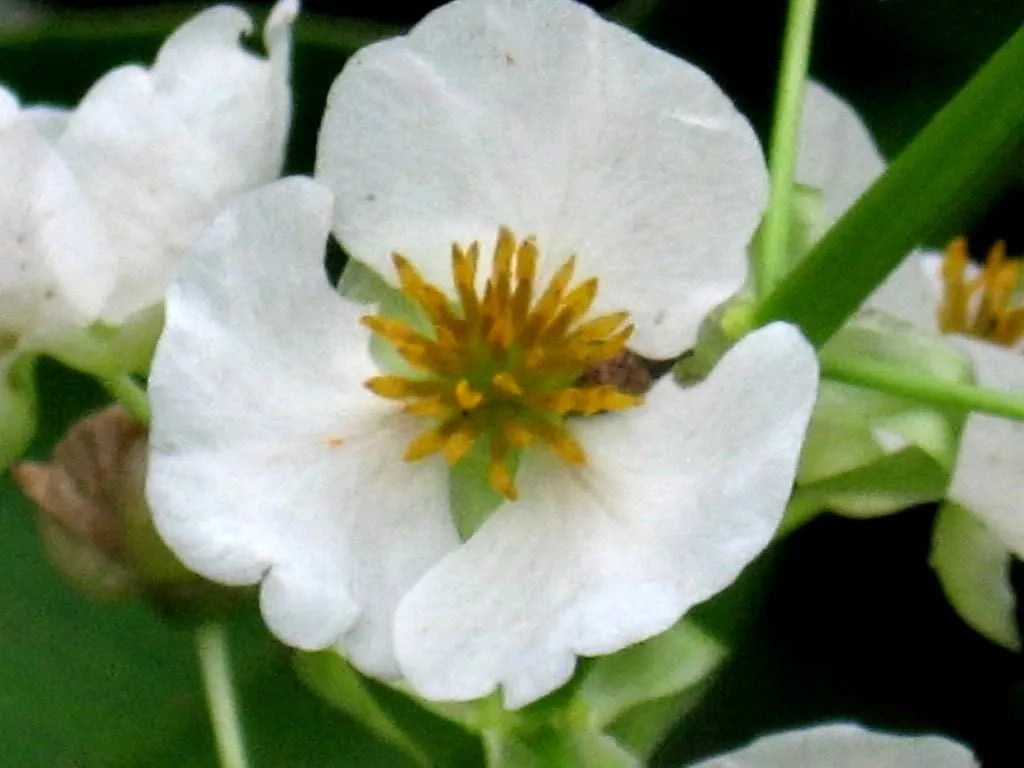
688;723;977;767
147;0;817;708
796;81;1024;650
0;0;295;373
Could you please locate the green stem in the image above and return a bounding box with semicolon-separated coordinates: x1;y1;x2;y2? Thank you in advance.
755;0;819;299
753;24;1024;346
196;623;250;768
821;352;1024;421
98;373;151;427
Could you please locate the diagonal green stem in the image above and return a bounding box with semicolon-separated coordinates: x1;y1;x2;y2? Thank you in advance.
753;23;1024;347
196;623;250;768
755;0;819;299
821;351;1024;421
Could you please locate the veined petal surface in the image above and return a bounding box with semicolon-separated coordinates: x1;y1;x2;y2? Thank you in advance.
54;0;296;324
147;178;459;677
394;323;817;707
318;0;767;357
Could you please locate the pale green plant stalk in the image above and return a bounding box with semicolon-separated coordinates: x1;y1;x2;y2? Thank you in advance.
755;0;819;299
196;623;250;768
98;373;151;426
821;351;1024;421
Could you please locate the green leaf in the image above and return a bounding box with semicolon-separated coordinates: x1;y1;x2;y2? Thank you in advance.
752;23;1024;346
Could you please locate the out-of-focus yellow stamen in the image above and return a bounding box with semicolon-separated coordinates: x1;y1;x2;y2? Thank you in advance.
362;227;642;499
939;237;1024;346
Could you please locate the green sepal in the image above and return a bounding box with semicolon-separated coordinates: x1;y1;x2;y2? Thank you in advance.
790;312;970;522
450;439;507;539
44;306;163;378
577;620;725;732
576;620;726;759
294;650;483;767
930;501;1020;651
481;722;641;768
0;354;38;470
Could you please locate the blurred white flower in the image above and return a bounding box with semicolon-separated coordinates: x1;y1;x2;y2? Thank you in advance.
796;80;1023;650
147;0;817;708
0;0;295;375
688;723;977;767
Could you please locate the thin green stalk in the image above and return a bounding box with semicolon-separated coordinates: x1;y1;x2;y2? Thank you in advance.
755;0;819;299
98;373;151;427
196;623;250;768
821;352;1024;421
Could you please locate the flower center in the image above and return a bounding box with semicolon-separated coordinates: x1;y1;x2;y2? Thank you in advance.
361;227;643;499
938;236;1024;346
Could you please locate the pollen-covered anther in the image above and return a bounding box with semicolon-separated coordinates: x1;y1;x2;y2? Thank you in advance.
361;227;643;499
939;237;1024;346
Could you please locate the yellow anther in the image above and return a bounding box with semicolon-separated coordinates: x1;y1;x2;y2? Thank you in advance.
455;379;484;410
365;376;441;400
938;237;1024;346
361;228;642;499
444;427;477;465
492;372;523;397
403;427;449;461
488;460;518;500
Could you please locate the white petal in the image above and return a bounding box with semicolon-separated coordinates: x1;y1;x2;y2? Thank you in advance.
688;723;977;768
394;322;817;707
55;0;294;324
318;0;766;357
865;249;945;332
797;81;885;227
148;178;459;677
944;335;1024;558
0;98;114;342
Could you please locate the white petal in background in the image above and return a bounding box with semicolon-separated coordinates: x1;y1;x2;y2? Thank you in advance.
687;723;977;768
318;0;767;357
945;336;1024;558
796;81;940;331
52;0;295;325
796;81;885;228
0;87;113;344
394;323;817;707
147;178;459;678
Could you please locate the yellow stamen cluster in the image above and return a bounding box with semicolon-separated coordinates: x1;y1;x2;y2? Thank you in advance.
939;237;1024;346
362;227;643;499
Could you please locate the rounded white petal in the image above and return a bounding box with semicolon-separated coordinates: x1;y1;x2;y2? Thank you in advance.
55;0;295;324
944;335;1024;558
688;723;977;767
318;0;766;357
797;81;885;227
147;178;459;677
394;322;817;707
